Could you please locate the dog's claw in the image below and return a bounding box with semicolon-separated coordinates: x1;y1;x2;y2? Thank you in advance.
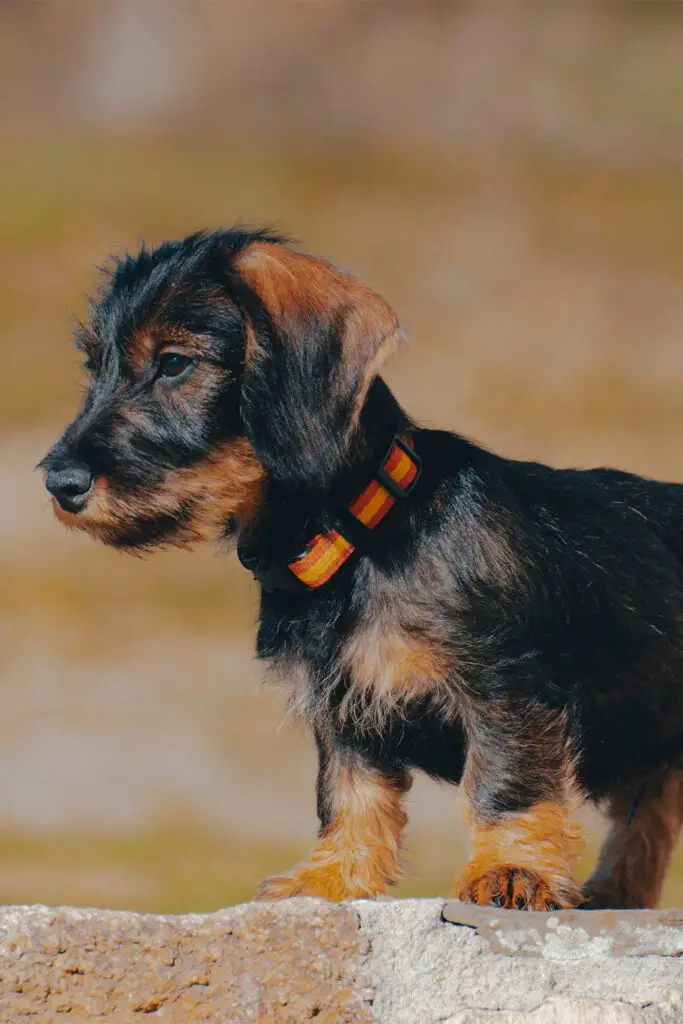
452;864;580;911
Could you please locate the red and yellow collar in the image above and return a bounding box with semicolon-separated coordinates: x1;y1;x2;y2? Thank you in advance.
288;434;420;589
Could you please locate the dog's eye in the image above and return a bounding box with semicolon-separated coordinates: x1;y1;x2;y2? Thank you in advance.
157;352;194;380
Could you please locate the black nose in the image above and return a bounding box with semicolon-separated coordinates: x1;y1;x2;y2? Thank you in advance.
45;463;93;513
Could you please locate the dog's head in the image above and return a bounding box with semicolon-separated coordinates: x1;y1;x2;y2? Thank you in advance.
40;229;401;549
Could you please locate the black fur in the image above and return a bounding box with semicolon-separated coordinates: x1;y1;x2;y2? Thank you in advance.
41;228;683;907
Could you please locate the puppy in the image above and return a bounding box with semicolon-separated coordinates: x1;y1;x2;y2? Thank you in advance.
42;228;683;909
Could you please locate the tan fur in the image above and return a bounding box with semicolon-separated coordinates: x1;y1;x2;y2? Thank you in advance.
126;326;207;373
453;729;584;910
126;330;157;371
332;529;521;734
54;438;265;545
339;608;452;732
243;320;263;365
452;798;584;909
237;242;401;432
257;759;409;901
269;563;459;737
584;770;683;909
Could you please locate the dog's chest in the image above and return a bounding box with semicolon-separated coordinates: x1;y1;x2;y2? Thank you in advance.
282;636;465;780
340;608;451;722
268;601;465;780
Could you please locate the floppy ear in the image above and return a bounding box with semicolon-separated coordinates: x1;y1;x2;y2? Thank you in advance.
236;242;401;490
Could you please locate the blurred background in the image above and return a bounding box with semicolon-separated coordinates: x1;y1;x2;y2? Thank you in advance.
1;0;683;912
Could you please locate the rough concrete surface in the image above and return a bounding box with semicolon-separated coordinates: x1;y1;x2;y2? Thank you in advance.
361;900;683;1024
0;901;372;1023
0;900;681;1023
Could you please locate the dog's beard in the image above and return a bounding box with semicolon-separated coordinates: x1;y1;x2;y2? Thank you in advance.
52;483;196;550
51;440;265;552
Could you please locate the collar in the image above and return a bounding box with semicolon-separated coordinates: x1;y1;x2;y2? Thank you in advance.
238;432;421;593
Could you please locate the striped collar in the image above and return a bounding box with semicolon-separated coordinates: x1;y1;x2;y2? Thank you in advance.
238;433;421;593
289;433;420;590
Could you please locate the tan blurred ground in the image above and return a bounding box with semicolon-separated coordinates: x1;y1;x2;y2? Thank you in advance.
1;0;683;911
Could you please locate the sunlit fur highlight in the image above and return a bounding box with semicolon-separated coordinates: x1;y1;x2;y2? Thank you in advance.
257;758;409;901
338;599;454;733
452;798;584;910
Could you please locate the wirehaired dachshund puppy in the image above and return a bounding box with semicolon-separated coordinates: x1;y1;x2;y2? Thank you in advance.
42;228;683;910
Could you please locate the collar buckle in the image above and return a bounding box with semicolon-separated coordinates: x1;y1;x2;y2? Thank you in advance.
376;433;421;499
246;431;421;593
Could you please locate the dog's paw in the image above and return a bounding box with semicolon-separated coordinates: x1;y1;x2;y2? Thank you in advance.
256;860;389;902
451;863;579;911
255;872;308;900
255;866;354;902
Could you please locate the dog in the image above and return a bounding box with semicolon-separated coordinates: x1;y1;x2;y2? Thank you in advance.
41;228;683;910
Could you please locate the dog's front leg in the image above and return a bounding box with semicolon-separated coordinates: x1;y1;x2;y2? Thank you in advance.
257;733;411;901
451;701;584;910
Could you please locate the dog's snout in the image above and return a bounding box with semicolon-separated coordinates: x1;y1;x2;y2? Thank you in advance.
45;462;93;513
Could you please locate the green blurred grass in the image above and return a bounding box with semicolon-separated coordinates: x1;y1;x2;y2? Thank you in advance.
3;137;683;433
0;828;302;913
3;828;681;913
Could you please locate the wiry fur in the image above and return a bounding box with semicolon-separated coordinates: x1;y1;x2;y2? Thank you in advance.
584;770;683;909
42;227;683;909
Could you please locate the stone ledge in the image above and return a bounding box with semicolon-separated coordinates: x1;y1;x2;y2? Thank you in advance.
0;900;681;1023
441;901;683;958
0;902;372;1023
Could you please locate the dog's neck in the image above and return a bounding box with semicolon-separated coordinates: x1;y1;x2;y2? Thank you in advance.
332;376;414;499
237;377;416;592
